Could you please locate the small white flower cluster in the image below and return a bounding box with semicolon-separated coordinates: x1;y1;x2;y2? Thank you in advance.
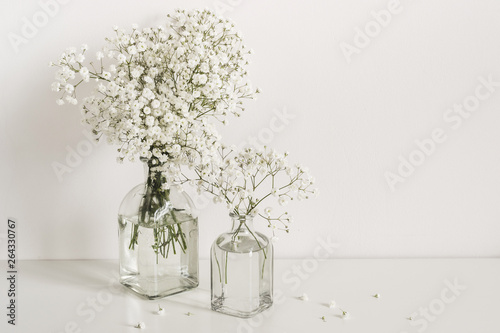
185;146;317;235
51;9;258;183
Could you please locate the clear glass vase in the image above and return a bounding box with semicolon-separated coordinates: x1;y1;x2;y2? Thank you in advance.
211;213;273;318
118;161;199;299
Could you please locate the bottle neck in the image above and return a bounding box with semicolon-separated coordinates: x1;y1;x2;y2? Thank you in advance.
142;161;150;184
141;159;164;186
141;158;179;189
230;214;255;233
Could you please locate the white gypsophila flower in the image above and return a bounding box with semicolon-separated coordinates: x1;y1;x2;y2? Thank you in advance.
128;46;138;55
51;82;61;92
79;67;89;77
264;207;272;216
151;99;160;109
117;53;126;63
278;196;288;206
329;300;336;308
298;293;309;301
102;71;111;80
135;322;145;329
75;53;85;62
65;84;74;93
131;68;142;78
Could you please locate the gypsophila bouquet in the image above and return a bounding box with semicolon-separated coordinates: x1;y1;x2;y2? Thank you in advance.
51;8;258;182
185;146;317;238
51;9;258;258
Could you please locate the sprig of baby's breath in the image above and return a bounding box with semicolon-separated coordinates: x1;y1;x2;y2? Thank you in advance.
183;146;317;237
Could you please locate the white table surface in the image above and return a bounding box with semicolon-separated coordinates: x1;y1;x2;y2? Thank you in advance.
1;259;498;333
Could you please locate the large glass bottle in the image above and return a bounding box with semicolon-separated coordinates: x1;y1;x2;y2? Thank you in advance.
118;161;198;299
211;213;273;317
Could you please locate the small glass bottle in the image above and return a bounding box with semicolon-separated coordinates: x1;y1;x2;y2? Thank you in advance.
118;160;199;299
211;213;273;317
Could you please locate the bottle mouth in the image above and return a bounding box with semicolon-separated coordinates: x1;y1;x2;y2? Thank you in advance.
229;213;253;222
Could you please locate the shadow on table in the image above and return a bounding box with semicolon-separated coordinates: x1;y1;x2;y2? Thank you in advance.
22;260;118;291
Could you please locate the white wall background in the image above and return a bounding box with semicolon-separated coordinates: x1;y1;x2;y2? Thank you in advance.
1;0;500;260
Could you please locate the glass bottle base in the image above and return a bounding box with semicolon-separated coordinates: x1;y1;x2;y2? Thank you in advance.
120;275;198;299
211;294;273;318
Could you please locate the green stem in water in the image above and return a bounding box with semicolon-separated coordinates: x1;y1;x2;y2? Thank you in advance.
129;223;140;250
224;251;229;284
215;249;223;283
128;163;189;259
243;222;267;279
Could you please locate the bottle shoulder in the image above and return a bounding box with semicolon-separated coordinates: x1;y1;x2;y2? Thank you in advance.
118;183;198;221
214;229;271;253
